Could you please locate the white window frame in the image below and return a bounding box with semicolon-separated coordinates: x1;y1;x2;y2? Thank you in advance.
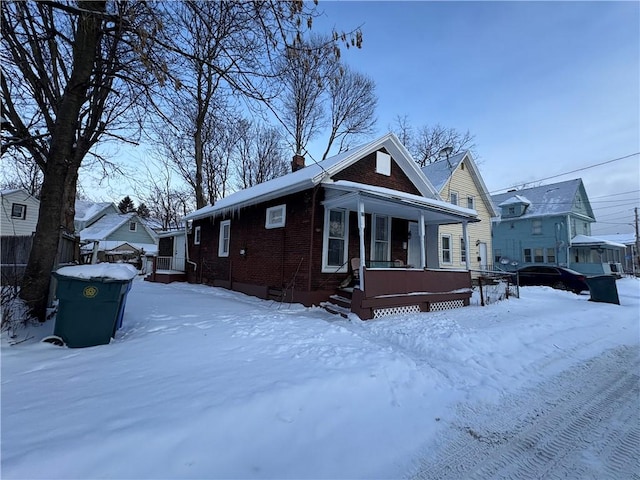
370;214;391;263
534;248;544;263
467;196;475;210
375;151;391;176
523;248;532;263
460;237;466;263
218;219;231;257
194;226;201;245
265;204;286;229
441;234;452;264
11;203;26;219
322;208;349;273
546;247;556;264
449;191;458;206
129;221;137;232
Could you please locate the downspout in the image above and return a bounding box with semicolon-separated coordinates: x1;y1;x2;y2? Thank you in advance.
358;197;366;291
462;220;470;270
566;214;571;267
307;185;320;292
185;221;197;274
419;211;426;269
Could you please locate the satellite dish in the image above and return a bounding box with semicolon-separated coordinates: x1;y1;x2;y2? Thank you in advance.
499;257;511;265
438;146;453;159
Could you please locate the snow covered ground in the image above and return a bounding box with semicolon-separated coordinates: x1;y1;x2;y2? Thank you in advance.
2;277;639;479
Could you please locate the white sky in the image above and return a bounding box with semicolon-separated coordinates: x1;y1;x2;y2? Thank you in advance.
84;1;639;235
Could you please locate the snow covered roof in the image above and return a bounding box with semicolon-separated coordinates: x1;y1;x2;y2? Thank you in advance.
323;180;478;223
421;152;466;192
74;201;117;223
421;151;498;217
79;213;158;242
594;233;637;246
185;133;439;221
55;263;137;281
571;234;626;249
491;179;593;219
497;195;532;207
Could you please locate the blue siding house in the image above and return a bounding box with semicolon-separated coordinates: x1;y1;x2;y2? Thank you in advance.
491;179;625;276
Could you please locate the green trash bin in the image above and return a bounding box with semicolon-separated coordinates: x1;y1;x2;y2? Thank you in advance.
586;275;620;305
52;264;136;348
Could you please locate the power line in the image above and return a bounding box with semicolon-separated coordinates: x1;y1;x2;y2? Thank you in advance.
591;189;640;199
489;152;640;194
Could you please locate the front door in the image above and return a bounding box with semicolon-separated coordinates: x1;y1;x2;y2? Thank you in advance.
408;222;422;268
479;242;488;270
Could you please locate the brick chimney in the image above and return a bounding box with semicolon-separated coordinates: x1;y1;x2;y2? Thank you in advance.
291;154;305;172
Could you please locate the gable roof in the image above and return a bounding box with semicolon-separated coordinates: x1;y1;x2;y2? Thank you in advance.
421;151;498;217
79;213;158;242
497;194;531;207
185;133;440;221
1;188;39;202
75;200;118;224
491;178;594;220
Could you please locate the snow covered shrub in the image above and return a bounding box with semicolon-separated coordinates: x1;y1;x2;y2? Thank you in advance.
1;285;35;338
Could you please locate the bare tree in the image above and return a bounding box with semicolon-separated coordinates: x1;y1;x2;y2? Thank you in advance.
1;1;159;319
278;34;340;156
322;65;377;159
235;121;288;189
390;117;476;167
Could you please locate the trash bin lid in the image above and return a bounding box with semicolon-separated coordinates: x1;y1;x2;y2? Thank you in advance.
55;264;137;282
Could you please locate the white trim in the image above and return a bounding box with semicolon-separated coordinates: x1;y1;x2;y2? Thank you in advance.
321;208;349;273
11;203;26;219
370;214;391;262
194;226;201;245
449;191;459;206
265;204;286;229
441;234;452;264
218;220;230;257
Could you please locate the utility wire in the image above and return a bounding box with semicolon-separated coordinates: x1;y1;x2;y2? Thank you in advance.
489;152;640;194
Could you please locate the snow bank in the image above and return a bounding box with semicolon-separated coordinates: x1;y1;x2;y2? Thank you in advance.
55;263;138;281
2;277;638;479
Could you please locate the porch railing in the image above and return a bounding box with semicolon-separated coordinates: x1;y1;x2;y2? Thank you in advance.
156;256;186;272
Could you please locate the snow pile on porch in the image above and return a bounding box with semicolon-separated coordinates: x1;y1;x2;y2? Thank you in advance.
2;277;638;478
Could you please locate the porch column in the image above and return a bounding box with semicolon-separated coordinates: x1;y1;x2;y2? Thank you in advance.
358;197;366;291
419;211;426;269
462;221;470;270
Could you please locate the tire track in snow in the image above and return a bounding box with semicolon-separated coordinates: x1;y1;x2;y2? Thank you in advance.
409;346;640;480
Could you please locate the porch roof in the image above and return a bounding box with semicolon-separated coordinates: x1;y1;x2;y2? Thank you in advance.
571;234;626;249
322;180;479;225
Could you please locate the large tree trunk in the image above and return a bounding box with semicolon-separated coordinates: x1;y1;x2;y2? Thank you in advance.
20;2;105;321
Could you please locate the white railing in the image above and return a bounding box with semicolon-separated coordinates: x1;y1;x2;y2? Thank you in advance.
156;256;186;272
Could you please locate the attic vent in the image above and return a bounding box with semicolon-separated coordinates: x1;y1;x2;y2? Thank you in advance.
375;151;391;176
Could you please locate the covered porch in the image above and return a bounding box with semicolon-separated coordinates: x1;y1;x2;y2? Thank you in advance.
321;180;478;319
569;234;626;278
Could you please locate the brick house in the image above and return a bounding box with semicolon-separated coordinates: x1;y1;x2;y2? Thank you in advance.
184;133;479;319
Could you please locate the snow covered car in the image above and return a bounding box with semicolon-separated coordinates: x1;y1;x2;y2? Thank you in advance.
516;266;589;294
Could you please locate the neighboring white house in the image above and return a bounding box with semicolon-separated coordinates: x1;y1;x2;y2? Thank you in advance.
1;189;40;236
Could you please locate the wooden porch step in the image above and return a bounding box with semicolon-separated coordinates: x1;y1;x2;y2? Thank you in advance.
329;294;352;309
321;301;351;318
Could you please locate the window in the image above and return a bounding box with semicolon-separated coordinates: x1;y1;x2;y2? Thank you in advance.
323;209;349;272
523;248;532;263
546;248;555;264
265;204;286;229
129;221;137;232
371;214;390;262
218;220;230;257
467;196;475;210
11;203;26;219
582;222;589;235
534;248;544;263
441;235;452;264
449;191;458;205
375;151;391;176
494;249;502;264
532;219;542;235
508;206;516;216
194;226;201;245
460;237;467;263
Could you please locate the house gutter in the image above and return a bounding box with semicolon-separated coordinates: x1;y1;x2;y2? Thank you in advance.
185;222;197;272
